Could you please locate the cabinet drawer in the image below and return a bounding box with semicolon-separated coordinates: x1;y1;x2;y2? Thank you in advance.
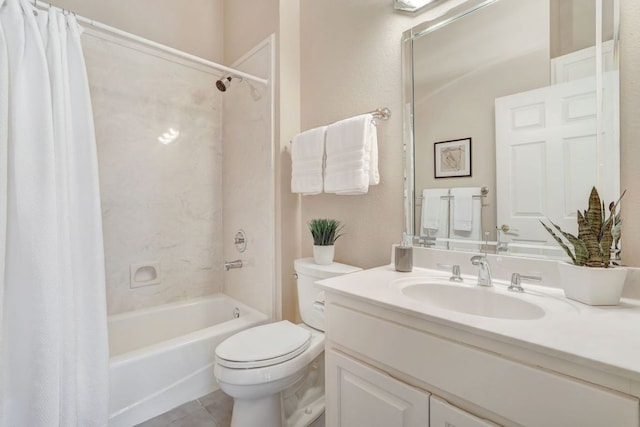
326;302;639;427
431;396;499;427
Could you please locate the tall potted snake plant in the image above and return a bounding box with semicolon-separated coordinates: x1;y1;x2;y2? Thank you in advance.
540;187;627;305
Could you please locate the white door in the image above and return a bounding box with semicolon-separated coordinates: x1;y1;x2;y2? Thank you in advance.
326;349;430;427
495;76;618;248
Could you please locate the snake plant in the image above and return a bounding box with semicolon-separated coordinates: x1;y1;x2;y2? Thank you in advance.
308;219;344;246
540;187;625;268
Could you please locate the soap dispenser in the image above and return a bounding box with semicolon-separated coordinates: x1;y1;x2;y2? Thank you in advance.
395;235;413;272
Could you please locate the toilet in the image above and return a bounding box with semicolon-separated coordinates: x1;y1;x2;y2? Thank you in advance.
213;258;361;427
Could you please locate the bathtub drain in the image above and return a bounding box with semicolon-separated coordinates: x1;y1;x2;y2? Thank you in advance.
233;307;240;319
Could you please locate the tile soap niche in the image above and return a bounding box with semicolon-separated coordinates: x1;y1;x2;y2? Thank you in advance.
130;262;161;288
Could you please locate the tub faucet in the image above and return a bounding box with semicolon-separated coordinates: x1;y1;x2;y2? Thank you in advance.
470;255;492;286
224;259;243;271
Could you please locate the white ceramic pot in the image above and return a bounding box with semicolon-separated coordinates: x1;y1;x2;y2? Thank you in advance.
313;245;335;265
557;262;628;306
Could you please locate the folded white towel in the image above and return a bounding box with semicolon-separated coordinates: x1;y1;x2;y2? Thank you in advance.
449;188;483;252
421;188;449;233
291;126;327;195
450;187;482;233
324;114;379;195
451;187;479;231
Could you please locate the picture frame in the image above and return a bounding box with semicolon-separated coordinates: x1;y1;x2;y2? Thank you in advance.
434;137;472;178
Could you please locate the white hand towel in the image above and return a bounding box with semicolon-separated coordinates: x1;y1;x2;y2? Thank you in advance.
324;114;379;195
368;119;380;186
291;126;327;195
449;188;483;252
451;187;481;232
421;188;449;233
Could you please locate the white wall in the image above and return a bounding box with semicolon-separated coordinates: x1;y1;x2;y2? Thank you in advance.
48;0;223;61
224;0;278;65
299;0;467;269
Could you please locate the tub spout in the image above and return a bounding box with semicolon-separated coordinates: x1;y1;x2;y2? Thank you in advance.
224;259;243;271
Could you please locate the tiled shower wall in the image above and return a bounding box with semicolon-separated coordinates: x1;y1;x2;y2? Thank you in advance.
84;32;224;314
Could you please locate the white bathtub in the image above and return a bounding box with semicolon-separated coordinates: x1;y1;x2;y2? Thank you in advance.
107;294;268;427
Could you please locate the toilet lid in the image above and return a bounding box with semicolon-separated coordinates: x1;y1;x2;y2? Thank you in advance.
216;321;312;369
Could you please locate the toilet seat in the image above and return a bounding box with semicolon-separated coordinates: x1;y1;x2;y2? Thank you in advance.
216;321;311;369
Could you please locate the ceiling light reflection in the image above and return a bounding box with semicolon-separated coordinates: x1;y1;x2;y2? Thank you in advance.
157;127;180;145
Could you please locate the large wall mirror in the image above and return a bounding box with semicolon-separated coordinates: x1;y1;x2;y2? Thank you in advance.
402;0;623;261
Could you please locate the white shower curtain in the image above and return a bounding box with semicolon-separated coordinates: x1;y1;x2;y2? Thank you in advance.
0;1;109;426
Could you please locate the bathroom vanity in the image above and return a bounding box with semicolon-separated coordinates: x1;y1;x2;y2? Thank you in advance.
317;259;640;427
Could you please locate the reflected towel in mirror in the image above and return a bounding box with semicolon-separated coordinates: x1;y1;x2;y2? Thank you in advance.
449;187;483;251
421;188;449;238
451;187;479;231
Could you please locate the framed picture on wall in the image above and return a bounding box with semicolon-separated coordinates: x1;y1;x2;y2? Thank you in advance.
434;138;472;178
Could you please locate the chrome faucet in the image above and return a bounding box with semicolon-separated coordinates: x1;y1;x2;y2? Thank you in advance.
470;255;492;286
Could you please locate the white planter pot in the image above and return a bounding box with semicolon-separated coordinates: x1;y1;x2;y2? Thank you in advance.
557;262;628;306
313;245;335;265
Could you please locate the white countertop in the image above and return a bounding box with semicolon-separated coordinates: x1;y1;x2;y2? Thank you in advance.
317;264;640;387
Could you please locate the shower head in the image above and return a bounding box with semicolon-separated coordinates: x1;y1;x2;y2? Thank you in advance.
216;75;242;92
216;76;232;92
215;74;261;100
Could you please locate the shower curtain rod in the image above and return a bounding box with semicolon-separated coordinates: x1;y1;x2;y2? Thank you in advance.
32;0;269;87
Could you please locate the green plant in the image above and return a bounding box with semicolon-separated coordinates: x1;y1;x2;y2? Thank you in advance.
308;218;344;246
540;187;625;268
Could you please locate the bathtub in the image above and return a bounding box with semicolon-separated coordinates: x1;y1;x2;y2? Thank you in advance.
107;294;268;427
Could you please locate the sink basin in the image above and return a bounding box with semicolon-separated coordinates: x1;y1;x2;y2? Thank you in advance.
400;282;545;320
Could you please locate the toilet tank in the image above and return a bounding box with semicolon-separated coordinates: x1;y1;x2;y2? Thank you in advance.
294;258;361;331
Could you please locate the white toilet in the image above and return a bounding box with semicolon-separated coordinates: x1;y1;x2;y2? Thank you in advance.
214;258;361;427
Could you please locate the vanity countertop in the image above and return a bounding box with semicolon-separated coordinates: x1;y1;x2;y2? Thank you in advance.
317;264;640;390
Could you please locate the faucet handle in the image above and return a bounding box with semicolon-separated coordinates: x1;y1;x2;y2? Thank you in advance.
450;265;463;282
508;273;542;292
437;263;464;282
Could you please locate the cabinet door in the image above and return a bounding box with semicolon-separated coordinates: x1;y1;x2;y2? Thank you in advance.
326;349;430;427
430;396;499;427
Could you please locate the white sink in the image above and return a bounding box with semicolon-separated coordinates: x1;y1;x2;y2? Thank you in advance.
400;282;545;320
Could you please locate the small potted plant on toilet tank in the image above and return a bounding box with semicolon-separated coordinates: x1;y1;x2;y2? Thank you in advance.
540;187;626;305
308;218;343;265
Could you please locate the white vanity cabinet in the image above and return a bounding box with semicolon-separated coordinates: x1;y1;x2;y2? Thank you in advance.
323;292;640;427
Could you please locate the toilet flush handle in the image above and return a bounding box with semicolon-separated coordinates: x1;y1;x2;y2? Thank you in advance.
313;301;325;313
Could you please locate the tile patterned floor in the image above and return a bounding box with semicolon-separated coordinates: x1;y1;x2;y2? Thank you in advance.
136;390;233;427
